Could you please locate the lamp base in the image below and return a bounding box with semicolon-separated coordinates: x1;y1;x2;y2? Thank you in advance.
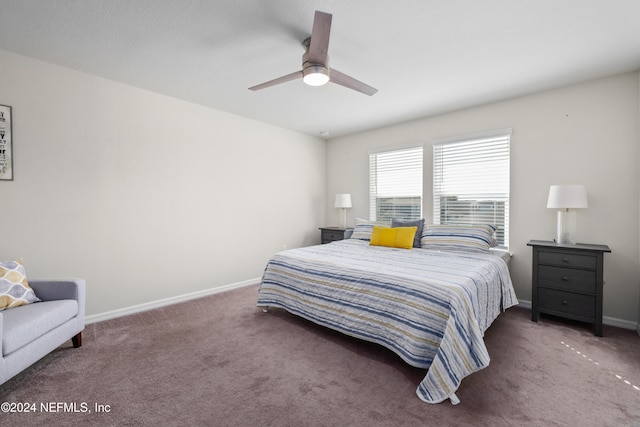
556;209;577;244
339;208;347;228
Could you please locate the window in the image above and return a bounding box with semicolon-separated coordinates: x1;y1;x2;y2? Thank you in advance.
433;130;510;248
369;146;423;222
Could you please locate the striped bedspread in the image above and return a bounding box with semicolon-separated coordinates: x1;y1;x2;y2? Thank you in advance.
256;239;518;404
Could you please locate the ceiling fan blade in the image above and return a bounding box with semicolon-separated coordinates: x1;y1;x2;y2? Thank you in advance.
248;70;304;91
329;68;378;96
307;11;332;65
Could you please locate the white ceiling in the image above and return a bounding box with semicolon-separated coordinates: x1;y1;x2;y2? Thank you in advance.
1;0;639;138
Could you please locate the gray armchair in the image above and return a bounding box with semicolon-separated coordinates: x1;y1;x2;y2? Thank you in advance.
0;279;85;385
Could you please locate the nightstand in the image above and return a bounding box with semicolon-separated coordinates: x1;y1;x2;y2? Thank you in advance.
527;240;611;336
319;227;353;244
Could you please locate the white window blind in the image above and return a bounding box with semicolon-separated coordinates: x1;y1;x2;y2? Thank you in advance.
433;131;510;248
369;146;423;221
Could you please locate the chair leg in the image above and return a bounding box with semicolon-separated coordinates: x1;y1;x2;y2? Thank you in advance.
72;332;82;348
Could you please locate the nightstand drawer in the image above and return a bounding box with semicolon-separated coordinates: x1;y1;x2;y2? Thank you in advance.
323;230;346;242
538;265;596;293
538;251;596;269
319;227;353;244
538;288;595;319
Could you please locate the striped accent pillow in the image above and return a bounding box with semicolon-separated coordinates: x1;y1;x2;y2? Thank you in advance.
421;224;497;253
350;218;390;241
0;259;40;311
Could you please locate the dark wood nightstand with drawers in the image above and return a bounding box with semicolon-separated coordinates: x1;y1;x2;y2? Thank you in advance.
527;240;611;336
319;227;353;244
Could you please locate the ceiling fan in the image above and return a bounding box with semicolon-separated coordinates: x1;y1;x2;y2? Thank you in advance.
249;11;377;96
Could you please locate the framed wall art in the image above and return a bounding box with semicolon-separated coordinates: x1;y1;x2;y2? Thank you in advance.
0;104;12;181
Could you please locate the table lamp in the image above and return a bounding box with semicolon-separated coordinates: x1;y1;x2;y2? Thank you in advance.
334;194;352;228
547;185;588;244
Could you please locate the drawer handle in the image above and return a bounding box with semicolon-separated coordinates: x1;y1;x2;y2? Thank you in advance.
561;276;569;281
562;257;569;263
562;300;568;305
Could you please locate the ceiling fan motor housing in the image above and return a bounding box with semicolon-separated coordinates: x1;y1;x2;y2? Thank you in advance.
302;38;330;86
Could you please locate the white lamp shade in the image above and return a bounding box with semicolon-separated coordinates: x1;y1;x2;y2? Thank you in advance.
334;193;352;208
547;185;588;209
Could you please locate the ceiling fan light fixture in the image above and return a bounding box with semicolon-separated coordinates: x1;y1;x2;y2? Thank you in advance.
303;65;330;86
249;11;376;95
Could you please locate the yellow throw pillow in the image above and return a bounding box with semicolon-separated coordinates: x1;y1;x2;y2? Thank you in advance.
369;226;417;249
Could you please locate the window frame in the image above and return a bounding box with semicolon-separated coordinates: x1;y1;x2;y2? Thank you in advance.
432;129;511;249
369;144;424;222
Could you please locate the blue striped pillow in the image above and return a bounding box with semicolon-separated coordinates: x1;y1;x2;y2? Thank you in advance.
350;218;390;241
421;224;496;253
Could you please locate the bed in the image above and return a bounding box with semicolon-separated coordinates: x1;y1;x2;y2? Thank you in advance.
256;221;518;404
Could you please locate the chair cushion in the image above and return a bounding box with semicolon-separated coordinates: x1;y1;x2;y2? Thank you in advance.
2;300;78;356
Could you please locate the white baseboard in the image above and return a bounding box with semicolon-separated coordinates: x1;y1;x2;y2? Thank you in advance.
85;286;639;335
603;315;640;331
517;300;532;310
517;300;639;332
85;278;260;324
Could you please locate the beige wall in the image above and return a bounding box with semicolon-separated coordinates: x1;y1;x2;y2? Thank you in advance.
327;71;640;327
0;50;327;318
2;47;638;328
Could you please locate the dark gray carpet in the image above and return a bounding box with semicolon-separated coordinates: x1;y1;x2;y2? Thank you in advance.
1;284;639;426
